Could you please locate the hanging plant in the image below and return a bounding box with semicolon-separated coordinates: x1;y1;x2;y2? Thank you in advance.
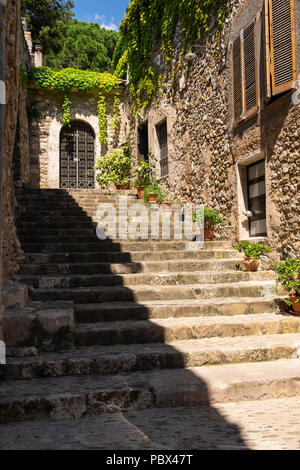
112;0;228;111
26;66;120;142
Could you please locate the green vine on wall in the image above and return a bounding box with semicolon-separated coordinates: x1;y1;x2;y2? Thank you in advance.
26;66;120;143
112;0;228;111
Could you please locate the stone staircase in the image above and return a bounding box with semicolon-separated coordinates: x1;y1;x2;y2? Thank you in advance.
0;189;300;430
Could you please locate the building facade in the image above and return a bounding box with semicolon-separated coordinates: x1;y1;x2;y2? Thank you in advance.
132;0;300;261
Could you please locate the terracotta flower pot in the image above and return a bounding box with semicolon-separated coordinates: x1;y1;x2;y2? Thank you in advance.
116;184;126;190
148;192;157;203
161;201;172;211
290;295;300;314
136;186;145;199
244;257;260;272
204;227;214;241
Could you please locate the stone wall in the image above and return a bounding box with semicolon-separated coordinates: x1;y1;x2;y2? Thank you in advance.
2;0;31;279
131;0;300;260
27;84;127;189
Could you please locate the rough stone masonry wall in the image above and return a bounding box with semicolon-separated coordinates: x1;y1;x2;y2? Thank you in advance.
136;0;299;260
2;0;30;279
28;85;127;188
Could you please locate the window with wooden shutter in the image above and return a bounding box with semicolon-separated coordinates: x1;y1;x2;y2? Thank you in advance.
233;35;243;120
265;0;296;97
232;20;258;123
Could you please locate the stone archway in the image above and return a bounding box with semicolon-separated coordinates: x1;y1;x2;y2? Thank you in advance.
47;113;100;188
60;121;95;189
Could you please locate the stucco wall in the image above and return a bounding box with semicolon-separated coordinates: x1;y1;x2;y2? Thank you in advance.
133;0;300;260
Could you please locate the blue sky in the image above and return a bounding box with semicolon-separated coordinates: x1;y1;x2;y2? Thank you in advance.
74;0;130;31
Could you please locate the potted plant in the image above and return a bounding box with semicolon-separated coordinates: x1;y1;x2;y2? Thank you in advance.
133;159;152;199
235;241;272;272
275;258;300;314
192;208;223;241
94;149;131;189
144;184;163;204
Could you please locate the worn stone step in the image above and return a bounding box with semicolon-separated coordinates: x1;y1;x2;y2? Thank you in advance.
22;242;240;256
1;395;300;450
75;314;300;347
1;335;300;382
19;271;276;289
25;252;241;266
0;360;300;425
19;233;198;244
74;297;282;322
29;281;279;303
20;259;240;276
18;228;98;237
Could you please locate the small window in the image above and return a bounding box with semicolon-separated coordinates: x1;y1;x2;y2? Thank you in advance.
265;0;296;97
156;120;168;177
232;20;258;123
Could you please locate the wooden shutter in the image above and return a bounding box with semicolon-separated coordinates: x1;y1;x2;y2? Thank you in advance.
244;21;258;116
232;21;258;123
266;0;296;96
233;35;243;121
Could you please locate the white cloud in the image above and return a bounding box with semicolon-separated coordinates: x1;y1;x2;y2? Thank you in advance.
94;14;119;31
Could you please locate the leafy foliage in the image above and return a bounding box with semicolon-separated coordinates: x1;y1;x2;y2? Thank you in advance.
193;208;223;228
235;241;272;262
43;20;119;72
133;159;155;187
275;258;300;297
113;0;228;110
94;150;132;187
21;0;74;57
144;183;167;203
22;2;119;73
26;66;120;140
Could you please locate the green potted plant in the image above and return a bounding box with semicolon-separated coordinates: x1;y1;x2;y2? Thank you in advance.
275;258;300;314
235;241;272;272
133;159;153;199
94;149;131;189
192;208;223;241
144;183;163;204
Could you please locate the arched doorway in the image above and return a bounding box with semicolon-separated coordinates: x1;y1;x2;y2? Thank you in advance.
60;121;95;189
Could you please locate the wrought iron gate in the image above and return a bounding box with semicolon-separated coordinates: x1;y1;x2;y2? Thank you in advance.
60;121;95;189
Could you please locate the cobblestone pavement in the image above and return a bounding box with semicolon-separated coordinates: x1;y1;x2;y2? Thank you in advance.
0;397;300;450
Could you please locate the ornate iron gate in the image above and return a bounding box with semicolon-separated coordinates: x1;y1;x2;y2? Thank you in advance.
60;121;95;189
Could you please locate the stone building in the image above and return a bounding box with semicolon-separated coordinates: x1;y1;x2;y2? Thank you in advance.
0;0;33;363
132;0;300;261
27;82;128;189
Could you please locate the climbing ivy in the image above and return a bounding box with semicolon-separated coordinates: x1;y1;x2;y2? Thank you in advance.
26;66;120;143
113;0;228;111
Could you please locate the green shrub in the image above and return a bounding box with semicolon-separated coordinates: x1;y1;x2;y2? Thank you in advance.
133;159;155;187
235;241;272;262
144;184;166;203
94;149;131;187
192;208;223;228
275;258;300;298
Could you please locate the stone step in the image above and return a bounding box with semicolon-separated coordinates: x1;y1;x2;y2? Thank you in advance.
75;314;300;347
74;297;282;322
4;301;75;349
20;259;240;275
1;334;300;382
19;233;202;244
0;360;300;425
18;271;276;289
29;281;279;303
22;242;240;255
25;251;241;264
1;396;300;450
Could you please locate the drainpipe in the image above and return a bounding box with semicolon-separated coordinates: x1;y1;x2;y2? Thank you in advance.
0;0;6;364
